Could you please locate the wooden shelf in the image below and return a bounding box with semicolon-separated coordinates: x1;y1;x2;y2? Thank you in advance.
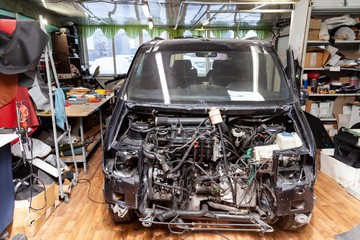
60;132;102;162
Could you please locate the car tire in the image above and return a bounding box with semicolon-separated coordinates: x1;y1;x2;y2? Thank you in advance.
276;214;309;231
108;204;136;223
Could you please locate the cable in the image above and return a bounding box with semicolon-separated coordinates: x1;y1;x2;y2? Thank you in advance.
77;178;106;204
218;125;236;204
121;224;125;240
78;156;106;204
29;175;48;211
153;181;190;194
182;231;231;240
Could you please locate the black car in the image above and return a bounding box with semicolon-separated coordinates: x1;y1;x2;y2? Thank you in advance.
103;38;316;234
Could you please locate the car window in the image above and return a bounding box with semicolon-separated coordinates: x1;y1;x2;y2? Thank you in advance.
125;45;291;105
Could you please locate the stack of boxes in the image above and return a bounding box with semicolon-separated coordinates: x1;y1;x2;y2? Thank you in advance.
308;18;322;40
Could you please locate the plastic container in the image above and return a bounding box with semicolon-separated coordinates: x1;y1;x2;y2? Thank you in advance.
253;144;280;163
349;75;358;86
276;132;303;150
208;107;223;125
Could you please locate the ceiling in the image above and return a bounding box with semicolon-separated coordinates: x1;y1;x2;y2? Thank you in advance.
21;0;295;29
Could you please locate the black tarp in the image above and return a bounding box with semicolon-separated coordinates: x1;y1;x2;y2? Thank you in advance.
0;20;48;74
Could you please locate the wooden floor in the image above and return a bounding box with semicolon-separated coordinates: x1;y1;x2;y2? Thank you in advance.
28;146;360;240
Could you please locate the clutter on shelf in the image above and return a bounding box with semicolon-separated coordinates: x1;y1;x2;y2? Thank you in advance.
308;15;360;41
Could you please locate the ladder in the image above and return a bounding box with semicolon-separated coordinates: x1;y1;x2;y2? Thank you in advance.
39;15;78;201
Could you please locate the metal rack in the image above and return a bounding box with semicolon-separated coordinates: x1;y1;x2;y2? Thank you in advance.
39;15;78;201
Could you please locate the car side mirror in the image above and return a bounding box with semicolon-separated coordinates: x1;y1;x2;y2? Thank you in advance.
299;89;309;106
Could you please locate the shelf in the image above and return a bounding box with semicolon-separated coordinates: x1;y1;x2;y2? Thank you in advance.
310;93;359;97
319;118;337;122
60;132;102;162
304;67;360;71
307;40;360;44
312;6;360;14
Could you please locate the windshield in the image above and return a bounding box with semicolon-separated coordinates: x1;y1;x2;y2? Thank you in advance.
125;43;291;105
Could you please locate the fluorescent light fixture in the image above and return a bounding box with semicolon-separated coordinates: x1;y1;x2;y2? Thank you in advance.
202;19;210;26
142;4;150;18
41;0;47;8
148;18;154;29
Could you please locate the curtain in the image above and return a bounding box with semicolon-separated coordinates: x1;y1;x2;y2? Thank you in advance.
78;22;272;40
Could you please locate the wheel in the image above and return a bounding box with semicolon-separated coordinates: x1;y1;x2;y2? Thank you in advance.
107;204;136;223
276;214;310;231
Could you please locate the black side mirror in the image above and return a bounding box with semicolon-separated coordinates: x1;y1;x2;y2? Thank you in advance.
299;89;309;106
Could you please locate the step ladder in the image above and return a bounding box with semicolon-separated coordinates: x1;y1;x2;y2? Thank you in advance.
39;15;78;202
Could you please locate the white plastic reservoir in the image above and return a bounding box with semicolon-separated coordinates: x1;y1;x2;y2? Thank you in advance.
276;132;302;150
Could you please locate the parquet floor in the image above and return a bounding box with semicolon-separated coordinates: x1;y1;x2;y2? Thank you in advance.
27;146;360;240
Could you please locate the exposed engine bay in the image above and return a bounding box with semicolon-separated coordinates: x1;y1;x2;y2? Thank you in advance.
103;107;316;233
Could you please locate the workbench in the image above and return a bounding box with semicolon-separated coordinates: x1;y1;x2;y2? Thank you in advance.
37;93;114;173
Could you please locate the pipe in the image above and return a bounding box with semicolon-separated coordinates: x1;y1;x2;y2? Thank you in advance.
208;201;248;214
156;204;209;222
174;0;295;29
155;117;208;126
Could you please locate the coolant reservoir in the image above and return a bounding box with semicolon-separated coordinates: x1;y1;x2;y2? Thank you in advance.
276;132;302;150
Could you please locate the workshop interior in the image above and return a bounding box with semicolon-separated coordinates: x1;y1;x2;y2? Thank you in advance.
1;0;360;240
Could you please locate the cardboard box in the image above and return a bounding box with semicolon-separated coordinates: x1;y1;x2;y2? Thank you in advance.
310;18;322;30
339;76;350;84
308;29;320;40
10;183;59;237
320;149;360;189
304;47;331;68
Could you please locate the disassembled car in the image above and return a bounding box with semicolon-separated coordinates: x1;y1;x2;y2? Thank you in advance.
103;38;316;234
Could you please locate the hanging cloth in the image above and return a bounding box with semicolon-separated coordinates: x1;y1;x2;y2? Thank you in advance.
54;88;66;131
0;20;48;74
0;73;18;108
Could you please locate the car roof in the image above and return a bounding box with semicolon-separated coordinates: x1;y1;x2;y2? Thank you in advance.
141;38;272;52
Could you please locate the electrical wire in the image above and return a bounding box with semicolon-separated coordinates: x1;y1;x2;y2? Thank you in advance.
77;178;106;204
78;156;106;204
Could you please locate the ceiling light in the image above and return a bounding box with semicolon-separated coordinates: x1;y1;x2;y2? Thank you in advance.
202;19;210;26
42;19;48;25
148;18;154;29
142;4;150;18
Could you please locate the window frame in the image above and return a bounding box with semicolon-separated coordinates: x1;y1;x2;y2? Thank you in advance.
82;29;169;77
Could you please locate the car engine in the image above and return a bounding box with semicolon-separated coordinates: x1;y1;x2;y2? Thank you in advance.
105;106;314;233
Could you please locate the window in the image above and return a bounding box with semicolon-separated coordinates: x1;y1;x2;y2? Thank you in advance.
126;45;291;105
86;29;168;75
114;29;140;74
87;29;114;75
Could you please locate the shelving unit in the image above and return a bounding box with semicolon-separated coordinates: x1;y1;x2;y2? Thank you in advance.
302;5;360;124
51;26;82;86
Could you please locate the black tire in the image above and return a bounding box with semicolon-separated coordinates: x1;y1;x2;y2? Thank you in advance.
107;204;136;223
276;214;309;231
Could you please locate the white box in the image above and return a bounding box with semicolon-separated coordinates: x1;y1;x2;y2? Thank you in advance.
338;113;351;128
320;149;360;189
346;0;360;6
349;105;360;129
313;0;344;6
310;108;319;117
